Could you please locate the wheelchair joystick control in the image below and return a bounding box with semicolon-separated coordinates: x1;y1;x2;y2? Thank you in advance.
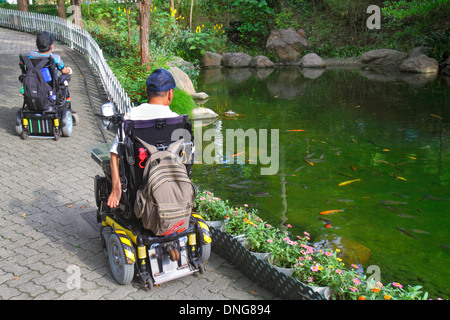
138;148;148;168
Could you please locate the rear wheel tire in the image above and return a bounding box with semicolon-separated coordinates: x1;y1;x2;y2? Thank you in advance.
61;110;73;137
107;234;135;285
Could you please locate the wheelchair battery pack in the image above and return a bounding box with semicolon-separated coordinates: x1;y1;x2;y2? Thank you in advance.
22;116;56;136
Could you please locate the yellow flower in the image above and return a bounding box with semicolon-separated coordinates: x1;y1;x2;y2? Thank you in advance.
335;249;341;252
384;295;391;300
336;258;342;262
358;296;366;300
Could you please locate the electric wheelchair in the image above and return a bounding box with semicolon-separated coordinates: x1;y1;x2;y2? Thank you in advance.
16;54;79;140
90;103;211;290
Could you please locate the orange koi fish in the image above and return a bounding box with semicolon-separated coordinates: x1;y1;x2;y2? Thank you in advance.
320;209;344;215
287;129;305;132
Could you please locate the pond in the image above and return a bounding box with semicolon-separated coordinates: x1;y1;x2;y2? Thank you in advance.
191;66;450;299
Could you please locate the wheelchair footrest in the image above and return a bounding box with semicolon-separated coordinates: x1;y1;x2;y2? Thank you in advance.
148;236;198;285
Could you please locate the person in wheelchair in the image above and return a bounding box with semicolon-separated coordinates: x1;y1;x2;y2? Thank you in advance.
16;32;78;140
93;69;209;288
28;31;73;96
107;68;180;209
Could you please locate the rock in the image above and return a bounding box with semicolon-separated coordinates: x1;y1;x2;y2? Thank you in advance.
191;92;209;100
301;53;326;68
168;66;196;95
166;56;196;72
410;46;431;58
359;49;408;68
191;107;218;120
399;54;439;73
297;29;307;39
221;52;252;67
249;55;274;68
265;28;308;64
201;51;222;68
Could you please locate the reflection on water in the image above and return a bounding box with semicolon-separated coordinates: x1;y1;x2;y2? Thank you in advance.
193;66;450;299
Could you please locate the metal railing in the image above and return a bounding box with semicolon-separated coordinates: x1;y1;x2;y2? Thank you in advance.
0;8;133;114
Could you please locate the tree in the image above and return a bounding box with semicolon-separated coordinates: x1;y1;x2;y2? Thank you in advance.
57;0;66;20
70;0;83;27
17;0;28;12
138;0;152;69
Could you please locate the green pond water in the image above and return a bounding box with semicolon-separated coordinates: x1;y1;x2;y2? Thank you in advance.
191;66;450;299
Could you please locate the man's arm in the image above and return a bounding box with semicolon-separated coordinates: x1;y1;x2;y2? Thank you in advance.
107;152;121;208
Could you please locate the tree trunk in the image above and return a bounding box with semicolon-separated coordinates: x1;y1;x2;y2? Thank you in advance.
125;0;132;45
57;0;66;20
17;0;28;12
139;0;152;69
70;0;83;28
190;0;194;32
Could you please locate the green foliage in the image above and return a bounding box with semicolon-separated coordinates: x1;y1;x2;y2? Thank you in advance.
231;0;274;46
382;0;448;19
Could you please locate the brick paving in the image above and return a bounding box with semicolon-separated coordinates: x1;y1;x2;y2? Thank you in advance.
0;27;276;300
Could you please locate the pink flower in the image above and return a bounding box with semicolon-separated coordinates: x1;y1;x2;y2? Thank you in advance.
311;266;319;272
286;224;292;228
353;278;361;285
336;269;343;274
325;252;332;257
392;282;403;289
351;264;359;269
349;286;358;292
267;239;273;243
307;277;313;283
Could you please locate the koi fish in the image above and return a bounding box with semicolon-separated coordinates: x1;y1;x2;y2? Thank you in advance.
320;209;344;215
396;226;418;239
304;158;314;166
287;129;305;132
318;217;333;228
392;174;407;181
338;179;360;186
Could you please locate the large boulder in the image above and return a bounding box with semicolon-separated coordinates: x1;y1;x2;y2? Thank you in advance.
359;49;408;68
168;66;196;95
201;51;222;68
168;66;209;100
301;53;326;68
221;52;252;67
249;55;275;68
266;28;308;64
400;54;439;73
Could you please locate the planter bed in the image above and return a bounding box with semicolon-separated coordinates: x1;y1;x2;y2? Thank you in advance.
210;227;327;300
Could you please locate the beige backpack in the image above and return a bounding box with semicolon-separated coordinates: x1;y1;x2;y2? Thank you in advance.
134;137;196;235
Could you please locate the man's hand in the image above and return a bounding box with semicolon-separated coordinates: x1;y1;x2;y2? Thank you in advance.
61;66;72;74
107;186;121;208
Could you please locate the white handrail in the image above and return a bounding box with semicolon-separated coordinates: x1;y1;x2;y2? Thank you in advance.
0;8;133;114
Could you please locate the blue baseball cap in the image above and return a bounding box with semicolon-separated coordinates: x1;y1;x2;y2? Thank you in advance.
146;68;177;92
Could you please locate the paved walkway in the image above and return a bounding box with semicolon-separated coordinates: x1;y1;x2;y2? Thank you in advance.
0;27;276;300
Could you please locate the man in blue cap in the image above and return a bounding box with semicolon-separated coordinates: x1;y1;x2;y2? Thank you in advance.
28;31;73;100
107;68;179;208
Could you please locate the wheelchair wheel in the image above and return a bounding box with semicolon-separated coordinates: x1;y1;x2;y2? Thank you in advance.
61;110;73;137
198;242;211;263
107;234;135;285
72;113;80;126
15;110;23;136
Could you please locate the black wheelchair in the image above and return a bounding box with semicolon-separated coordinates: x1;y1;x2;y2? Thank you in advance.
16;54;79;140
90;103;211;289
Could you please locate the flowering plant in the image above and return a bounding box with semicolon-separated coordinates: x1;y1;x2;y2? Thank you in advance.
194;190;231;221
